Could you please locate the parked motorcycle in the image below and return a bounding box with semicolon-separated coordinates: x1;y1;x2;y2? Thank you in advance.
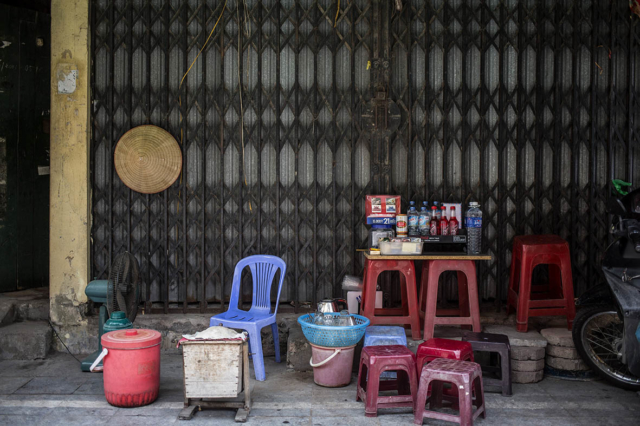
572;183;640;390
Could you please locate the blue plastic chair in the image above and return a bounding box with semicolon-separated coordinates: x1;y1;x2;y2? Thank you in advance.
209;255;286;381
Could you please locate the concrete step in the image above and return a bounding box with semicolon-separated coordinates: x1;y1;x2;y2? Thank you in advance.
0;299;16;326
0;287;49;325
0;287;49;323
0;321;52;360
14;298;49;321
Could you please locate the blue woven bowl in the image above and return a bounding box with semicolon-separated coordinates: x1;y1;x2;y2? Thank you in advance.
297;313;370;347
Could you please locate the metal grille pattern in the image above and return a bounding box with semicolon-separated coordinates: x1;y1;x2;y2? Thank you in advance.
92;0;640;313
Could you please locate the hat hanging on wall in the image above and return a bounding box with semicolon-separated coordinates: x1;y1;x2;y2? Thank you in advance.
114;125;182;194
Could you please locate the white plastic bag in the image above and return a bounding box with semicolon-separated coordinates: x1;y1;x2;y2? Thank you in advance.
341;275;363;291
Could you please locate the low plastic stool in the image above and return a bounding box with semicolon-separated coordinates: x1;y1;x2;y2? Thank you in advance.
415;338;474;376
421;260;482;340
364;326;408;380
356;345;418;417
364;326;408;347
414;358;486;426
506;235;575;332
461;331;512;397
415;338;475;408
361;258;422;339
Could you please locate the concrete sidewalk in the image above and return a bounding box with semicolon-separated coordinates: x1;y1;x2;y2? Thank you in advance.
0;352;638;425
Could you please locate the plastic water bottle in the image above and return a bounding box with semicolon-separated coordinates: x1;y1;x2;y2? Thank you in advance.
465;202;482;254
408;201;419;237
433;201;441;221
419;206;430;236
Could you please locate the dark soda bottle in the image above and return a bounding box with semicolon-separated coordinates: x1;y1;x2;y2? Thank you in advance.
449;206;459;235
430;206;439;235
439;206;449;236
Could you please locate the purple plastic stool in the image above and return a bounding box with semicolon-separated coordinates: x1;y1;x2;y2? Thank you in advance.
461;331;512;397
364;326;407;379
356;345;418;417
414;358;486;426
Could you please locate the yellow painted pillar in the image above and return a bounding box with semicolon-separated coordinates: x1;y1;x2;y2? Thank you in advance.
49;0;91;334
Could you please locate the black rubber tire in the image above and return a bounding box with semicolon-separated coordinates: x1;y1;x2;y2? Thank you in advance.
572;304;640;391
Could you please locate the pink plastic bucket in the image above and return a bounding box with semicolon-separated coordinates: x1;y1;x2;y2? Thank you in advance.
309;343;356;387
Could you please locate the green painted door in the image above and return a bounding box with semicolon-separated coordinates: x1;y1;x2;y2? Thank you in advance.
0;4;50;292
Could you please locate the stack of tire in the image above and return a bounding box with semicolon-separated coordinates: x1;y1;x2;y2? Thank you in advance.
485;325;547;384
511;345;546;384
541;328;591;377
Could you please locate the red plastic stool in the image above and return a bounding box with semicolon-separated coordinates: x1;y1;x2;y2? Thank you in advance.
419;262;471;324
422;260;481;341
356;345;418;417
414;358;486;426
506;235;575;332
415;338;474;376
415;338;475;409
361;258;422;339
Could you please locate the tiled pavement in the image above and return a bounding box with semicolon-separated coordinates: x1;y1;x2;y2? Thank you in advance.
0;352;638;425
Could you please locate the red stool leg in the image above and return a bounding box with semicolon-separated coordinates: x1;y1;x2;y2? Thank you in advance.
473;373;486;419
364;362;381;417
461;262;482;333
516;255;533;332
419;261;429;319
356;353;368;402
560;252;575;330
400;273;409;316
407;362;419;402
402;262;422;339
457;378;474;426
506;252;519;315
362;260;380;322
360;260;369;315
416;354;427;377
423;261;442;341
457;271;471;330
414;375;432;425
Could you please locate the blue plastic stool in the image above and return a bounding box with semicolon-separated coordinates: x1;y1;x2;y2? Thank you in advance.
364;326;408;379
364;326;408;347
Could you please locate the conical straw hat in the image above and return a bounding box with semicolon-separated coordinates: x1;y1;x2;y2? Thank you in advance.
114;125;182;194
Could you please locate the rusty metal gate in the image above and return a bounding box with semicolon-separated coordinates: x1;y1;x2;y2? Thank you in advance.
91;0;640;313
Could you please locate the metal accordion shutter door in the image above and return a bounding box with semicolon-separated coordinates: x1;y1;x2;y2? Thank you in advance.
91;0;640;313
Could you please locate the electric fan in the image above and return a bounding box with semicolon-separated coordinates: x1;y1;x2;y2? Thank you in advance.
81;252;141;372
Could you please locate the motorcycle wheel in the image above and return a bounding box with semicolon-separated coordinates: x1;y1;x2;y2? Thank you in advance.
572;304;640;390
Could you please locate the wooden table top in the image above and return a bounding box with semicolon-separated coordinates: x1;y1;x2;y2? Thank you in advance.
363;252;493;261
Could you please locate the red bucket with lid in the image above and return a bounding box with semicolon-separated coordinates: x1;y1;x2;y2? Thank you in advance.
92;328;162;407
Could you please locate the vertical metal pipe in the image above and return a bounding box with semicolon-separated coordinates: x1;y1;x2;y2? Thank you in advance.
200;0;207;313
182;1;188;313
350;0;356;276
163;0;170;314
219;0;226;311
570;0;581;295
145;0;152;312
